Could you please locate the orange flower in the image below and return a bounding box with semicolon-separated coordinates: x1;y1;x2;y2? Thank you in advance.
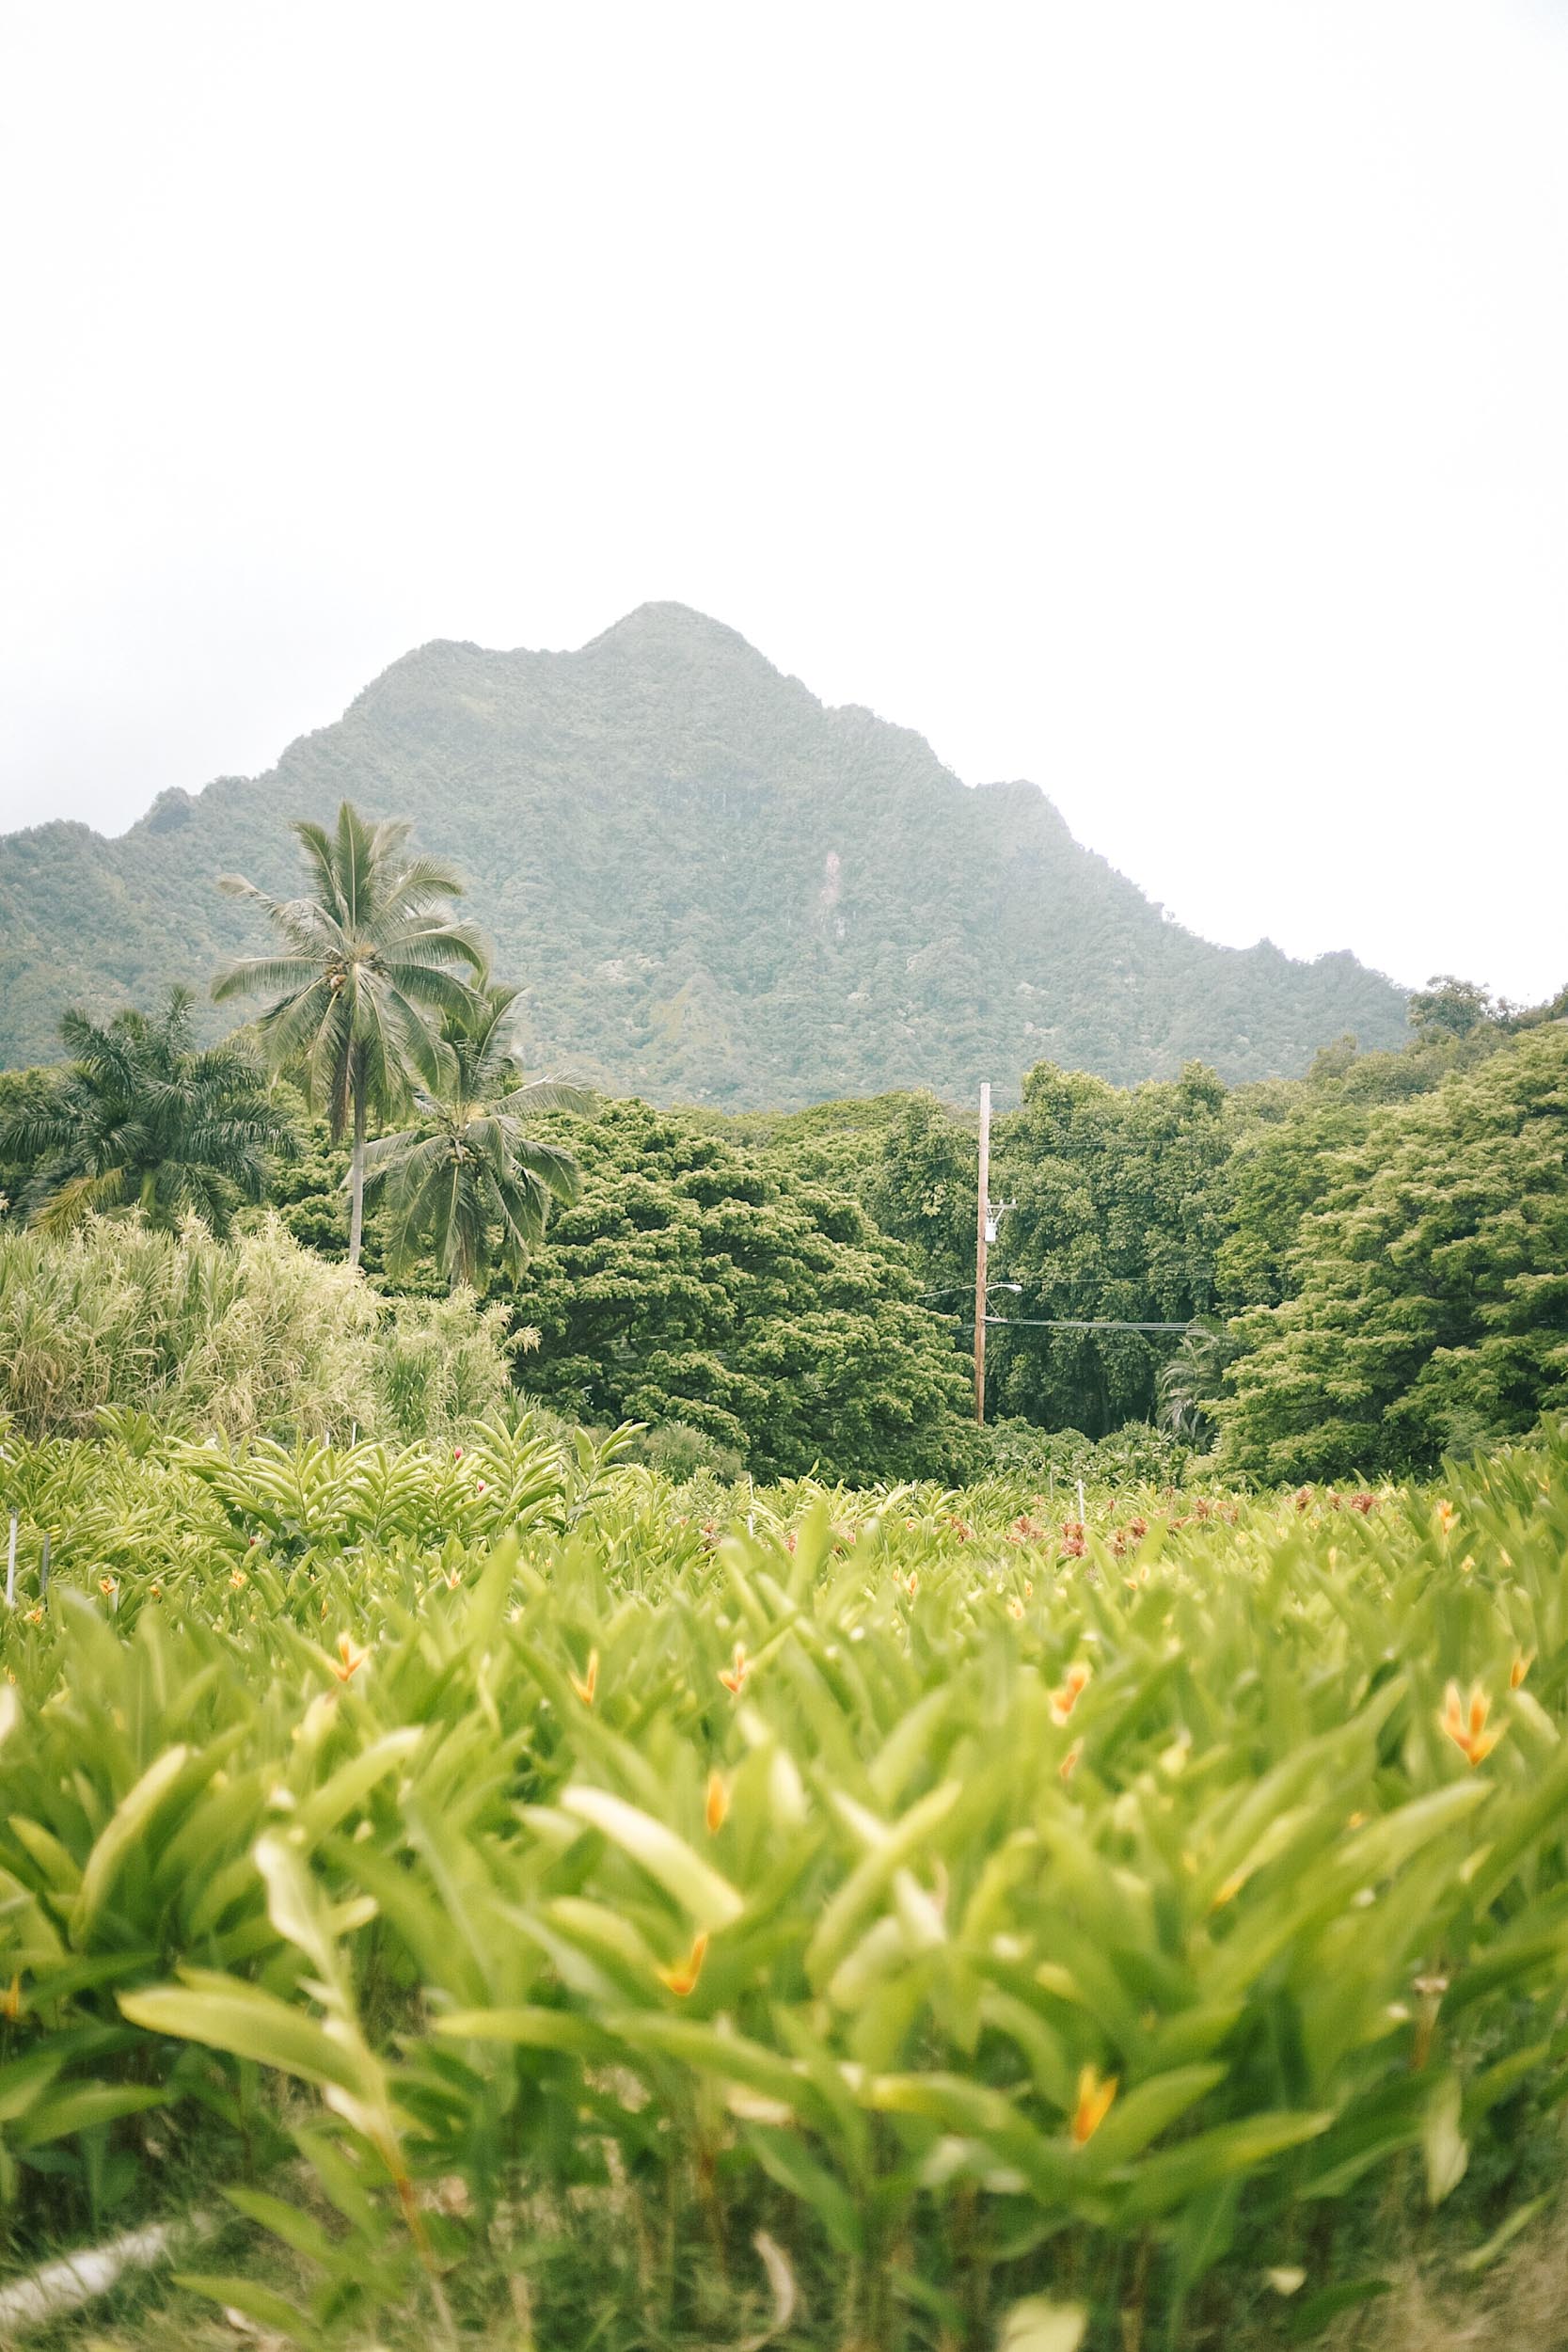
719;1643;750;1696
657;1929;709;1997
1059;1740;1084;1782
1070;2064;1117;2146
99;1577;118;1597
331;1632;370;1683
1;1972;22;2021
230;1569;247;1590
1051;1660;1092;1725
1439;1678;1500;1766
705;1770;730;1834
568;1649;599;1707
1007;1595;1025;1622
1511;1651;1534;1690
1436;1500;1457;1534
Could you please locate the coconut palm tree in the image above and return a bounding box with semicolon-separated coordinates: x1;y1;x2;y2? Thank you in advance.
362;979;591;1289
213;802;486;1267
1156;1322;1231;1449
0;987;293;1234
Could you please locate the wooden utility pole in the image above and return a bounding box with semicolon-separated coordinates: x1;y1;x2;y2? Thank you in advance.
974;1082;990;1425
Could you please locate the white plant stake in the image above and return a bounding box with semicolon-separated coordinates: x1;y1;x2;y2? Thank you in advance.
1077;1478;1086;1527
5;1513;15;1608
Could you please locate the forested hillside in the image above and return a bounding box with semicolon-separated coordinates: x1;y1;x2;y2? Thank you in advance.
0;605;1407;1101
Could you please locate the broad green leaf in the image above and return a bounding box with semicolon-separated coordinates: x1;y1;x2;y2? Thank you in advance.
70;1744;191;1944
174;2273;319;2346
222;2184;339;2265
293;1728;422;1837
1422;2074;1468;2207
119;1976;370;2095
434;2005;611;2058
743;2123;862;2252
11;2081;166;2146
601;2011;828;2127
805;1779;962;1986
1080;2066;1224;2167
1121;2111;1333;2220
559;1785;744;1927
0;2045;66;2125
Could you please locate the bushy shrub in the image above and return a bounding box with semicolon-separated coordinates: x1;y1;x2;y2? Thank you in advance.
372;1289;528;1443
628;1416;747;1483
0;1216;518;1445
979;1415;1193;1490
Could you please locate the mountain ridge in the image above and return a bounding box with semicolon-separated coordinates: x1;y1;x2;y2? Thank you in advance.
0;604;1408;1103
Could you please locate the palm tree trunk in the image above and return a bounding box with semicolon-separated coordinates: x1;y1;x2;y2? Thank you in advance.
347;1082;368;1270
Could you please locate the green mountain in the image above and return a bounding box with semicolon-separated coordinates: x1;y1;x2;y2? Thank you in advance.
0;604;1407;1104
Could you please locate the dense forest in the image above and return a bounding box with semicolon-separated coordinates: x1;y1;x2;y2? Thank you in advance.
1;790;1562;1486
0;603;1408;1098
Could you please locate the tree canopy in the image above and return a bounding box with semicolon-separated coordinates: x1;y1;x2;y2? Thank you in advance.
1219;1025;1568;1480
507;1099;975;1481
0;987;291;1235
980;1062;1228;1436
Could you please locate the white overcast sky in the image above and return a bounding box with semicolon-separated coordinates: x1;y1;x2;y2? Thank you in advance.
3;0;1566;1002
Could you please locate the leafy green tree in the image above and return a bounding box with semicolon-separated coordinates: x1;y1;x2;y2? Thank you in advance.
1407;974;1507;1040
508;1099;975;1480
987;1061;1229;1435
361;981;591;1289
1212;1096;1372;1311
212;801;485;1266
1219;1025;1568;1481
862;1093;977;1295
0;988;292;1235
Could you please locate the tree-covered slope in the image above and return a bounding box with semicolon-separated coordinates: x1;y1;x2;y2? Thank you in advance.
0;604;1407;1103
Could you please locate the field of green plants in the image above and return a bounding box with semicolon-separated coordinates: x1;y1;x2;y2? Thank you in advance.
4;1413;1568;2350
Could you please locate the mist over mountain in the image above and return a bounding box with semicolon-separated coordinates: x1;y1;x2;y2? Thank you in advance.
0;604;1407;1103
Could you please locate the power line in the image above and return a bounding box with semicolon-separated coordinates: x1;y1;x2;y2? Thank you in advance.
932;1313;1197;1333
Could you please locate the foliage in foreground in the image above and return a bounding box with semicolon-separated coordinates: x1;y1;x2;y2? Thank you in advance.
3;1417;1568;2346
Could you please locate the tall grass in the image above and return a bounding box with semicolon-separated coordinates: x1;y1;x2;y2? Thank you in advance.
0;1218;517;1445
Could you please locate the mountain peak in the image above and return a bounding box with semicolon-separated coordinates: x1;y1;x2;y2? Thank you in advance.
0;613;1409;1101
584;601;767;657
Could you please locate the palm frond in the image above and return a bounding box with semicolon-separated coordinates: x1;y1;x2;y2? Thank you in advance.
213;955;325;1007
498;1077;595;1119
